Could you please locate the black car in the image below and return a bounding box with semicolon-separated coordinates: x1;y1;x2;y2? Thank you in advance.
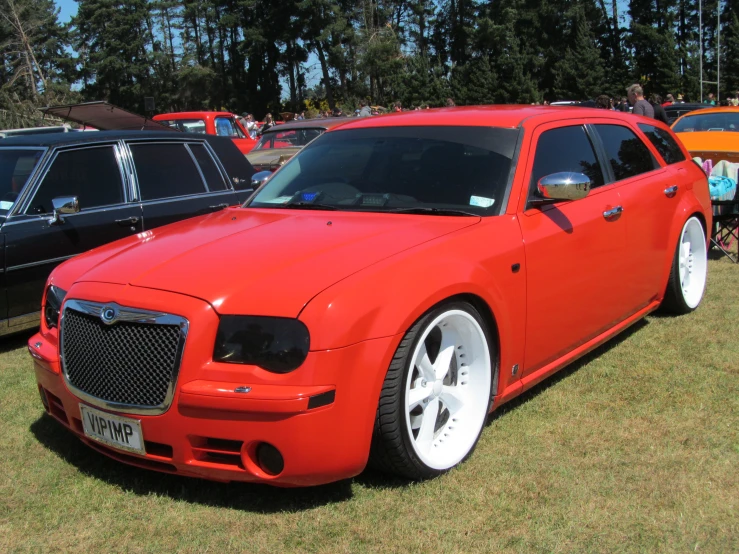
664;103;705;125
0;130;256;336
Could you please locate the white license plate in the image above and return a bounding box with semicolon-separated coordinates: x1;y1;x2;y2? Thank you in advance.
79;404;145;455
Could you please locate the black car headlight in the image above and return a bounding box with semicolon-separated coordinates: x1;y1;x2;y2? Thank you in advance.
213;316;310;373
44;285;67;329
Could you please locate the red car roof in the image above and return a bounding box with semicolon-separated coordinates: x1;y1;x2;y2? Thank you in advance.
331;105;650;130
153;112;235;120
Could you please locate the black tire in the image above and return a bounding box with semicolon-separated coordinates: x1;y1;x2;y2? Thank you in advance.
368;300;494;480
661;216;708;315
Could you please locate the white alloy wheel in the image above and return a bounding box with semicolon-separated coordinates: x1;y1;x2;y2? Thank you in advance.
403;309;491;470
677;217;707;309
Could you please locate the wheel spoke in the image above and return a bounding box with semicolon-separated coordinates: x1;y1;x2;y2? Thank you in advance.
440;386;465;416
415;343;435;381
415;397;439;451
434;326;459;381
407;385;431;410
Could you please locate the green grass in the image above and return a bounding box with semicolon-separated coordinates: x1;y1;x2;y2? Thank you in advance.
1;258;738;553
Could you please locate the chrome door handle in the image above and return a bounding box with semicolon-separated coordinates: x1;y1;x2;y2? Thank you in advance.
115;216;140;226
664;185;678;197
208;203;229;211
603;206;623;219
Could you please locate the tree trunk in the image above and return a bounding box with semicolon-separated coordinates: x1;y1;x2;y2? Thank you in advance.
315;41;335;110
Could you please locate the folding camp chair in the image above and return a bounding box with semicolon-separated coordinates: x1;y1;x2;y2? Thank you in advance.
711;188;739;263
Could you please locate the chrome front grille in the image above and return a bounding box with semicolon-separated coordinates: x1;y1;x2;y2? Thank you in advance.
60;300;188;414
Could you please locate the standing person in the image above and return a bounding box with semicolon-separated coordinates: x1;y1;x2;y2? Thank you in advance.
258;113;275;136
705;93;716;105
627;84;654;118
664;94;675;106
649;94;669;124
242;113;258;139
446;97;456;107
393;102;402;112
595;95;611;109
359;101;371;117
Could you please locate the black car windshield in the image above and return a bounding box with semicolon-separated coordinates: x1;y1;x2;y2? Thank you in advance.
0;148;44;213
247;126;519;215
673;112;739;132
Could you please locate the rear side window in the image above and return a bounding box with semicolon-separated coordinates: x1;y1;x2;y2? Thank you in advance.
0;148;44;212
637;124;686;164
157;119;206;134
188;143;227;191
27;146;123;214
530;125;605;193
594;124;659;181
130;143;207;201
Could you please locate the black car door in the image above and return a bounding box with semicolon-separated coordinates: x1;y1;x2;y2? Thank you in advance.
125;140;239;229
3;143;142;321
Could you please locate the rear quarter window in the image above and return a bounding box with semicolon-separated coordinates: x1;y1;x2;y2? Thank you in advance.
637;124;686;165
593;124;659;181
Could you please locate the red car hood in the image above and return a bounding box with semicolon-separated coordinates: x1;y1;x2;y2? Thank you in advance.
65;208;479;317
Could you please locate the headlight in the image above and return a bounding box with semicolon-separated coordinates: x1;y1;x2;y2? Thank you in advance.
213;316;310;373
44;285;67;329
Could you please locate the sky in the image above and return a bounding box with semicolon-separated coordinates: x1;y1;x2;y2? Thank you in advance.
55;0;77;23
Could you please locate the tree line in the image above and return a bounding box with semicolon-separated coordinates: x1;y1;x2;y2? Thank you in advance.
2;0;739;125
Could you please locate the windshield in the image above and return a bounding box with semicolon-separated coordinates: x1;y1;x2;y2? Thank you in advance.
673;112;739;132
0;148;44;212
254;128;325;151
247;126;519;215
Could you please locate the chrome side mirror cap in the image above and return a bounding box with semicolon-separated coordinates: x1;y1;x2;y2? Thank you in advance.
49;196;79;225
251;171;273;188
534;172;591;204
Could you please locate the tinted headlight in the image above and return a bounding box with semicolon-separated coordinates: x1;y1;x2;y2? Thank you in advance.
213;316;310;373
44;285;67;329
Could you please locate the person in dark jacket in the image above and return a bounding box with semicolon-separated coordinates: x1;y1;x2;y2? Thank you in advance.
649;94;670;125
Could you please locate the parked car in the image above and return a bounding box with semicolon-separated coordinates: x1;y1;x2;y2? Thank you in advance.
664;103;705;125
30;107;711;487
153;112;257;154
671;106;739;163
246;117;354;173
1;130;256;337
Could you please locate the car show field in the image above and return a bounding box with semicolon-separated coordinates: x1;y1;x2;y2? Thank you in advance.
1;256;736;552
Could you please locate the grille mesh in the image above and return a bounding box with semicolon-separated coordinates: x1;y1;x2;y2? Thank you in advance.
62;308;181;407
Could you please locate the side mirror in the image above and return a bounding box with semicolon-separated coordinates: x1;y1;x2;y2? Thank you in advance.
531;172;591;206
49;196;79;225
251;171;273;188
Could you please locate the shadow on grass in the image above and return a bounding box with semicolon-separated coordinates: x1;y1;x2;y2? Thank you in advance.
0;329;36;354
30;414;355;512
28;318;652;503
486;318;649;425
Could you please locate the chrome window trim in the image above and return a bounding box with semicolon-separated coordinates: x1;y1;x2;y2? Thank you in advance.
3;201;136;226
127;141;209;202
187;142;231;191
60;299;189;416
136;189;233;207
18;143;128;216
184;143;210;191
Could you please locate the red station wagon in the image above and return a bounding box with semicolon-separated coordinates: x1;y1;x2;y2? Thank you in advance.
30;107;711;487
153;112;257;154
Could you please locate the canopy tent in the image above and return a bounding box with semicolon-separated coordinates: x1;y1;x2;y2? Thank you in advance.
42;101;177;132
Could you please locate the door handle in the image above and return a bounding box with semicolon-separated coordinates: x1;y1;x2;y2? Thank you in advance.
603;206;623;220
208;203;229;211
664;185;678;197
115;216;140;226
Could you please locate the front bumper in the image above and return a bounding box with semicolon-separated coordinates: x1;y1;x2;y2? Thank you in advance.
30;282;399;487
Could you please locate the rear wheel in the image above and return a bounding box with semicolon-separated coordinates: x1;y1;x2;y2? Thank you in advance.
369;301;493;479
661;216;707;314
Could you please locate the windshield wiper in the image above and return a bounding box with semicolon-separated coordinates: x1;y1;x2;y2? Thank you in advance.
281;201;338;211
387;207;479;217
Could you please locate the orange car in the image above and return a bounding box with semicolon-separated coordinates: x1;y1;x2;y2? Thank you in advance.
671;106;739;163
153;112;257;154
30;107;711;486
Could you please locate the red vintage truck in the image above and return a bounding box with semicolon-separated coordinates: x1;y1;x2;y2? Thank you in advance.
153;112;257;154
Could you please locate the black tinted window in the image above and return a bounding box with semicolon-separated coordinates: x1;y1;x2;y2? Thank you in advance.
188;143;227;191
130;143;206;201
0;148;44;212
530;126;604;193
638;124;686;164
595;124;659;181
28;146;123;214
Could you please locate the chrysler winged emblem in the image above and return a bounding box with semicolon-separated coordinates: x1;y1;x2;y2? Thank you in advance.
100;306;118;325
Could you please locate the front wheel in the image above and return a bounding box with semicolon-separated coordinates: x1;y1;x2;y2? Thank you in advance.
661;216;708;314
369;301;493;480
